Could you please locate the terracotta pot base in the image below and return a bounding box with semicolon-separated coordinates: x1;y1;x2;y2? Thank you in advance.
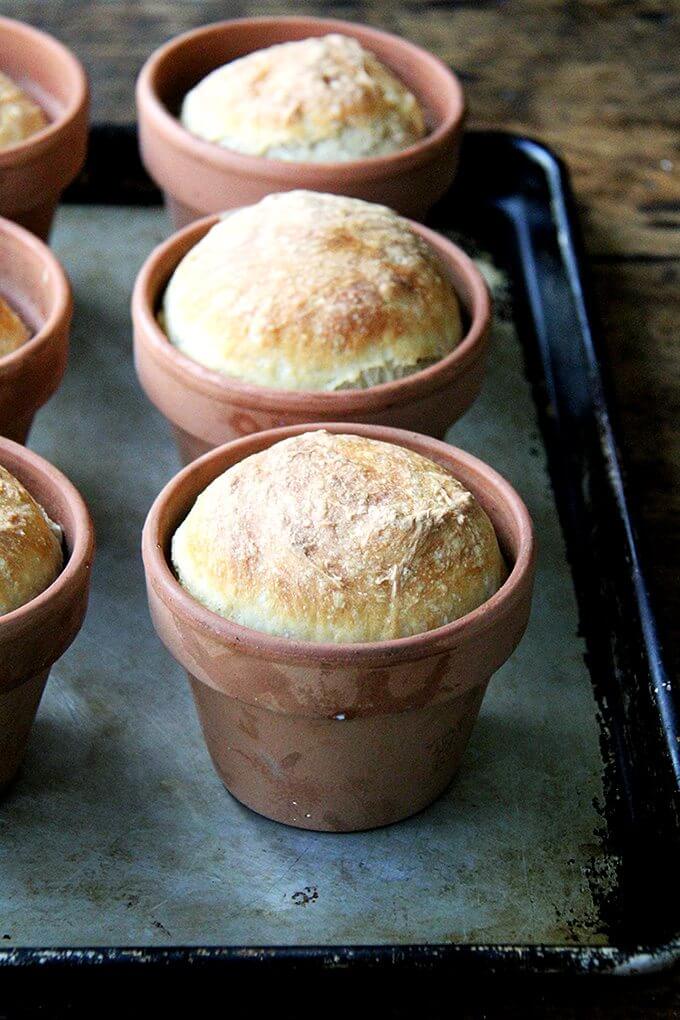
12;199;58;244
190;673;486;831
143;423;535;833
2;409;34;446
165;194;200;232
171;425;212;465
0;669;48;793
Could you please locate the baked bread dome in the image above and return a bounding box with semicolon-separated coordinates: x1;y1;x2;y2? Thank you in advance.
172;431;506;643
180;33;426;161
162;190;463;391
0;71;47;150
0;295;30;357
0;464;62;615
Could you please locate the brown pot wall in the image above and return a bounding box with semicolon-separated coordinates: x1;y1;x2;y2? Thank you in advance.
0;217;72;442
142;422;535;832
0;438;94;790
189;677;486;831
2;409;35;447
0;670;48;792
136;16;466;227
0;16;89;240
133;214;491;462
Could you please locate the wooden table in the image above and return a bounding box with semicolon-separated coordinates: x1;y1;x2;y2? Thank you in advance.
1;1;678;1014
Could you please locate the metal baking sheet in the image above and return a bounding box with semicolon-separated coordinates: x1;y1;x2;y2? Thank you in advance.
0;202;614;949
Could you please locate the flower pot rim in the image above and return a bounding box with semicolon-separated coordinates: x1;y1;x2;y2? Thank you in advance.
0;15;89;169
0;436;93;637
132;212;491;415
135;14;466;179
142;421;535;667
0;216;72;374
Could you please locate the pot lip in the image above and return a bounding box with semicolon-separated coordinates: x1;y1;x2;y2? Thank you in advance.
132;212;491;414
0;436;94;635
0;16;89;168
136;15;466;180
0;216;72;373
142;422;535;666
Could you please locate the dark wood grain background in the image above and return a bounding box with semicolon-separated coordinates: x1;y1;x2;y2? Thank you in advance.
0;0;678;1013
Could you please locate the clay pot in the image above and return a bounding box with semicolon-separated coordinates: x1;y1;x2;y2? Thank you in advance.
0;217;72;444
0;437;94;791
136;16;466;228
0;16;89;240
142;422;535;832
133;214;490;464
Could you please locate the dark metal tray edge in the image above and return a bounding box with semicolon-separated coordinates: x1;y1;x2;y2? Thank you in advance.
2;127;678;983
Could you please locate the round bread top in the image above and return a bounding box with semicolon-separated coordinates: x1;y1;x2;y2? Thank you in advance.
0;465;63;615
0;295;30;358
162;191;463;391
172;431;506;643
0;71;47;150
180;33;425;161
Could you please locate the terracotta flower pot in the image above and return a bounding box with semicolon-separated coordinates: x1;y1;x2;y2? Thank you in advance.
136;16;466;229
0;16;89;240
0;437;94;791
133;214;491;464
142;422;535;831
0;217;72;444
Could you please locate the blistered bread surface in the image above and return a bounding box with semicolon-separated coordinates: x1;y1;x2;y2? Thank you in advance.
0;465;63;615
172;431;506;643
0;71;47;150
0;295;30;357
163;190;463;390
180;33;426;161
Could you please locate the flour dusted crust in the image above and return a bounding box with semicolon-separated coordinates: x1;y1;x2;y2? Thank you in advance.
172;431;506;643
0;465;62;615
180;33;425;161
163;190;463;391
0;71;47;150
0;295;30;357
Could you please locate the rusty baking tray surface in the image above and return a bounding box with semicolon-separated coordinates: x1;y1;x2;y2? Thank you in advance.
0;130;678;998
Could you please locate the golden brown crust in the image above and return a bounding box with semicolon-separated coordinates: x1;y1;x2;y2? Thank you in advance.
163;191;462;390
180;33;426;161
172;431;506;643
0;465;63;615
0;71;48;151
0;295;30;358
